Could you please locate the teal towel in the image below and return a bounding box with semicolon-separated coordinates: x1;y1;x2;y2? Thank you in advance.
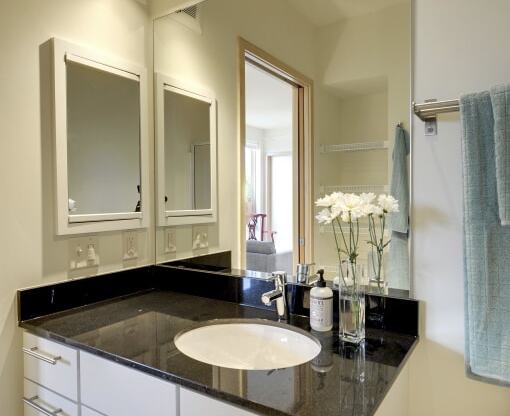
388;231;409;290
390;125;410;233
460;91;510;386
490;85;510;226
389;125;410;290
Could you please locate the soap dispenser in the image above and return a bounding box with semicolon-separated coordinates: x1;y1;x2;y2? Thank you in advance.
310;269;333;331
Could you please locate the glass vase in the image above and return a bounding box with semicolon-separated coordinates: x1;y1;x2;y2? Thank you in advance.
367;250;388;295
338;262;366;344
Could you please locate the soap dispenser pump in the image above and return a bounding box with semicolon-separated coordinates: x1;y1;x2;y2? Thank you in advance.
310;269;333;331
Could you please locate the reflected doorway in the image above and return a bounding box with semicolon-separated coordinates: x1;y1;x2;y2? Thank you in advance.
240;40;314;276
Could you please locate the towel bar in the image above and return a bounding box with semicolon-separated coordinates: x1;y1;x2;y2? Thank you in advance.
413;99;460;121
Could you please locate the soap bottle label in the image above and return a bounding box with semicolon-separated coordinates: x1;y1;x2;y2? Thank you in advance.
310;295;333;330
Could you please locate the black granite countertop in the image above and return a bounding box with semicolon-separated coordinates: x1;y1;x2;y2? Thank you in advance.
21;288;418;416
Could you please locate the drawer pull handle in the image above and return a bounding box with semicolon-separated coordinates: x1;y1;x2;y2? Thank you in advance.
22;346;62;365
23;395;63;416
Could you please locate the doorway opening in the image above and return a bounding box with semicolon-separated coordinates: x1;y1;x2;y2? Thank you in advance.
238;38;313;275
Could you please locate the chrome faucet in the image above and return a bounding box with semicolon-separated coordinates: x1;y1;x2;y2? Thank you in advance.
261;271;289;321
296;263;315;284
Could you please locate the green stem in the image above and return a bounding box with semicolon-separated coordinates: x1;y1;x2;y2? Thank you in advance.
348;213;353;260
332;220;348;287
355;219;360;251
377;215;386;283
336;217;349;256
368;215;378;277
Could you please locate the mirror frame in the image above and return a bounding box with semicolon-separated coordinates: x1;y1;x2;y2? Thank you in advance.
155;73;217;226
52;38;150;235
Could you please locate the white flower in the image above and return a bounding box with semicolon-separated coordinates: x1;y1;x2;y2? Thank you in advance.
336;193;366;221
359;193;379;216
337;193;360;211
364;203;384;216
360;192;376;204
316;208;333;224
330;204;343;220
378;194;399;213
315;192;343;208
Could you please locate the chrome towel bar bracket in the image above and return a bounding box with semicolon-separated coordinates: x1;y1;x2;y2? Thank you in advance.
413;99;460;121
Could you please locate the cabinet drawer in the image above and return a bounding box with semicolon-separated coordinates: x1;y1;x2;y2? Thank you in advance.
24;379;78;416
23;332;78;401
81;406;103;416
80;351;177;416
180;388;258;416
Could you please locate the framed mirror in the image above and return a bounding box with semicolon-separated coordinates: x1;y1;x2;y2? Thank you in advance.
155;74;217;226
52;38;149;235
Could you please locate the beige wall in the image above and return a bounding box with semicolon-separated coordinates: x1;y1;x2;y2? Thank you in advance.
410;0;510;414
316;2;411;141
0;1;152;414
312;3;410;280
313;91;389;274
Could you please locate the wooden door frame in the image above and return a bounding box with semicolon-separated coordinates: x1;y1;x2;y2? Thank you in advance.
237;37;314;269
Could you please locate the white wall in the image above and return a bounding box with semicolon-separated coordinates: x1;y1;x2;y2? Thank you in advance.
0;1;151;415
410;0;510;414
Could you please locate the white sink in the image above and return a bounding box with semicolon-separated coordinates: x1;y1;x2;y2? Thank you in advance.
174;319;321;370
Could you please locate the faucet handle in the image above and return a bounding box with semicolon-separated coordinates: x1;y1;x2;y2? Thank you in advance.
271;271;287;283
261;289;282;306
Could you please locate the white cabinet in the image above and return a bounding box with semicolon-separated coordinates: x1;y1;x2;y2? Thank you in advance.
23;331;407;416
180;388;258;416
80;351;178;416
23;379;78;416
23;332;79;401
81;406;104;416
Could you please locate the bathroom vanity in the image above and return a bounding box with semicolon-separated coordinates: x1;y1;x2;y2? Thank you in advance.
16;0;416;414
19;264;418;416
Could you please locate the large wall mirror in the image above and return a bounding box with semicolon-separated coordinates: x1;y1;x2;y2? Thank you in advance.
154;0;412;296
52;38;149;235
155;74;217;226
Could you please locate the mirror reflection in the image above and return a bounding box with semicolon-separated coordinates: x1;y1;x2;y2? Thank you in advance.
164;89;212;212
154;0;411;294
245;62;295;275
66;60;141;216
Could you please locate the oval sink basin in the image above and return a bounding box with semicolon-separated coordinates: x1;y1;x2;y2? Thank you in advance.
174;319;321;370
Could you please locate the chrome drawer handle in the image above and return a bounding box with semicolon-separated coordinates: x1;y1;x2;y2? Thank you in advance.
22;346;62;365
23;395;63;416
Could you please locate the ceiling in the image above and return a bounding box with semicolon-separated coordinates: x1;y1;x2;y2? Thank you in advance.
245;63;294;130
286;0;407;27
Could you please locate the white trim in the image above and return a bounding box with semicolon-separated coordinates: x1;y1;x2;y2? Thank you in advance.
319;141;389;153
165;209;212;217
69;212;143;223
52;38;150;235
155;73;218;227
65;54;140;81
